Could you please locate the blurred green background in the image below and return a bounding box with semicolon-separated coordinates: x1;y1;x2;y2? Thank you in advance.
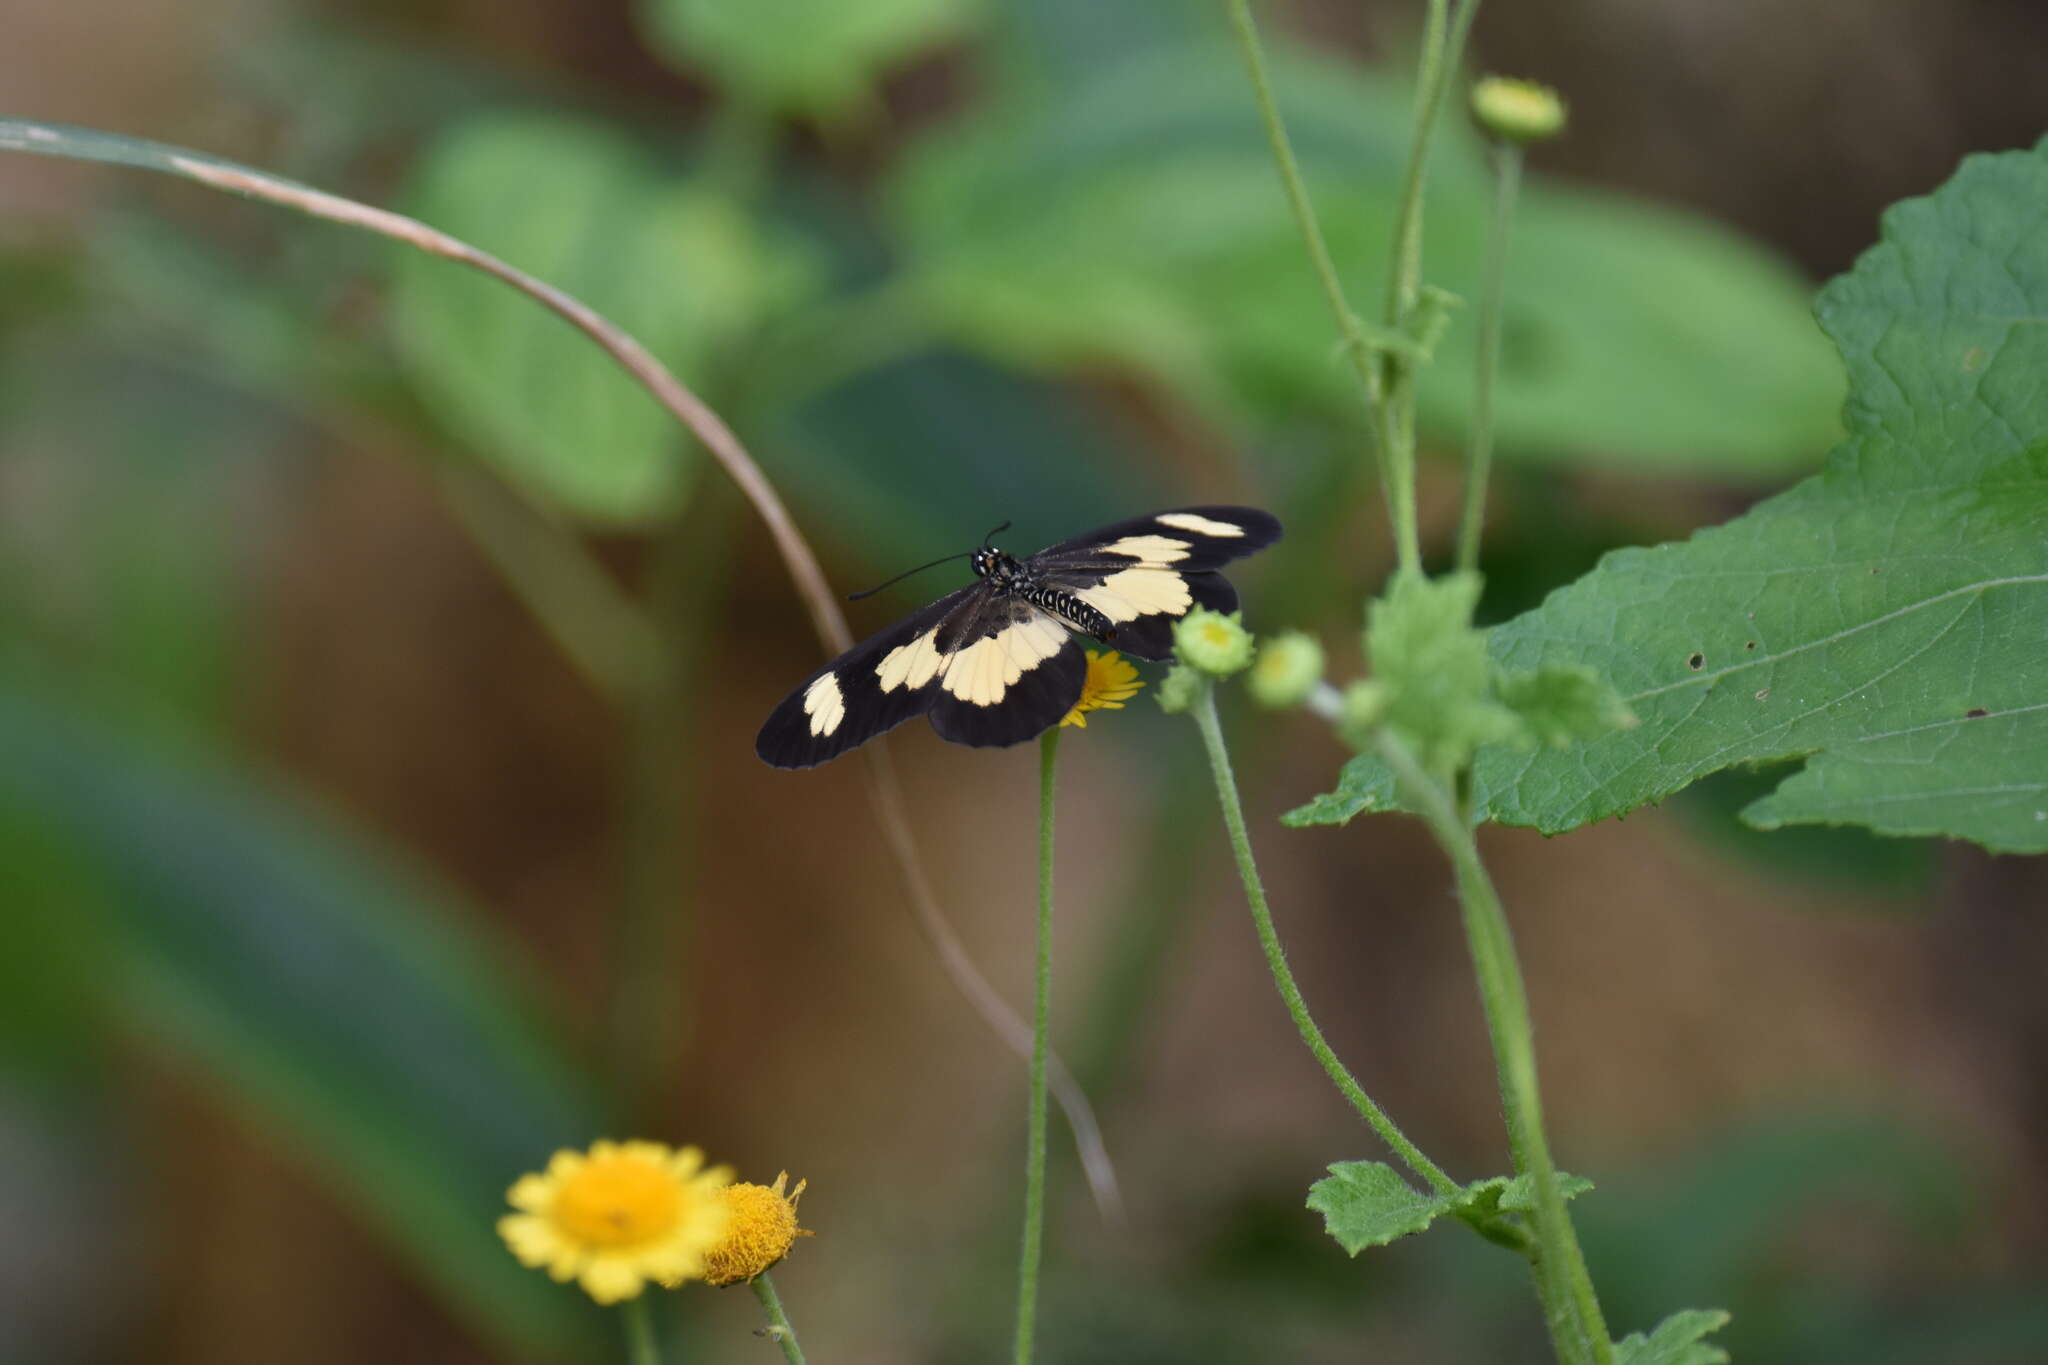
3;1;2046;1361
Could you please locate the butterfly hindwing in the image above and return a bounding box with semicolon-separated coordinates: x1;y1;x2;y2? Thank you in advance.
755;586;978;769
1028;505;1280;661
927;597;1089;747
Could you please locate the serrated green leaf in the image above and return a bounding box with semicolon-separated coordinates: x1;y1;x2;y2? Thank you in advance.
390;113;817;523
1496;664;1637;749
0;679;605;1355
1613;1309;1733;1365
1454;1170;1594;1219
1290;139;2048;852
638;0;980;117
888;40;1838;473
1307;1161;1463;1254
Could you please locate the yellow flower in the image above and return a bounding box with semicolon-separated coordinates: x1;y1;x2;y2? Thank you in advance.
703;1172;814;1286
1061;649;1143;728
498;1140;732;1304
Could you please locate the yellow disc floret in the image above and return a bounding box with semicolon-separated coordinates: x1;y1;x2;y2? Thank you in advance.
1061;650;1144;728
703;1172;814;1287
498;1140;733;1304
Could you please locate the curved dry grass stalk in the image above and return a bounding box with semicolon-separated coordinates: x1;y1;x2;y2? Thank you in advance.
1;118;1119;1216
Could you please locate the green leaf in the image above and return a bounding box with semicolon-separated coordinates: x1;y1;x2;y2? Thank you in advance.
1291;138;2048;853
1359;572;1520;770
1307;1161;1465;1254
390;112;818;522
888;40;1839;474
1495;664;1637;749
1494;1171;1596;1213
1613;1309;1733;1365
638;0;980;117
0;678;605;1355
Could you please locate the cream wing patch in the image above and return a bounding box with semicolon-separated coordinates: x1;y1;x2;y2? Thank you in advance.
1156;512;1244;537
1101;534;1191;562
940;615;1068;706
876;627;945;692
1077;567;1192;623
802;672;846;736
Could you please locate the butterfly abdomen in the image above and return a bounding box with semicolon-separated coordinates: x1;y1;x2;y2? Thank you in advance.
1019;581;1114;637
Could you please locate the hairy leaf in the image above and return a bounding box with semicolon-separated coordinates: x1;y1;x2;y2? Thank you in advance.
1308;1162;1466;1254
1290;138;2048;853
1613;1309;1733;1365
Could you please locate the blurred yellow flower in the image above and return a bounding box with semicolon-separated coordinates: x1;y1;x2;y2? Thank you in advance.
1061;650;1143;728
702;1172;814;1286
498;1140;732;1304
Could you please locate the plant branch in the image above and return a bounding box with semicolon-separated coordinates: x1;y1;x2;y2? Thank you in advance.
621;1298;662;1365
1456;141;1521;573
1376;731;1612;1365
1189;686;1458;1196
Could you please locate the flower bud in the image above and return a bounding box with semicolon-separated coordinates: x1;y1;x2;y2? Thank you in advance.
1471;76;1566;144
1174;609;1255;677
1248;632;1325;709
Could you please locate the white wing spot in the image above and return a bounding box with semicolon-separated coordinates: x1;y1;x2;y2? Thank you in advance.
1102;534;1191;562
1157;512;1243;537
803;673;846;736
940;616;1066;706
876;627;945;692
1077;567;1192;622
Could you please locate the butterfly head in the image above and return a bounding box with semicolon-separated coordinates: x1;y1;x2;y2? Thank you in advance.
971;546;1023;587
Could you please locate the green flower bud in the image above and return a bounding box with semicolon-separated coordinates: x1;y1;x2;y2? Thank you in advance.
1248;632;1325;709
1174;609;1255;677
1155;663;1207;715
1471;76;1566;144
1337;679;1387;749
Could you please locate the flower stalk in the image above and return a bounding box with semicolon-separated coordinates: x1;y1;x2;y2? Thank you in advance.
622;1298;662;1365
750;1273;808;1365
1014;726;1061;1363
1456;139;1523;573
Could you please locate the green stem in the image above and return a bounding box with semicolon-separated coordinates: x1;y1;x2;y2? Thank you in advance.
1189;686;1457;1196
1014;727;1060;1364
1223;0;1415;571
622;1297;663;1365
1456;141;1522;574
750;1273;808;1365
1376;733;1612;1365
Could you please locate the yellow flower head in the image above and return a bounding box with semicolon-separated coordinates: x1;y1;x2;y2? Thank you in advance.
1471;76;1568;144
498;1140;732;1305
1061;649;1144;728
703;1172;814;1286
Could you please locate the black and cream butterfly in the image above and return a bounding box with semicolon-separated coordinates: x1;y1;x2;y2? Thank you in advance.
756;506;1283;769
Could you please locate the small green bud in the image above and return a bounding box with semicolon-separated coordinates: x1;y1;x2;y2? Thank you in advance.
1337;679;1387;748
1174;609;1255;677
1471;76;1567;144
1248;632;1325;709
1155;662;1207;715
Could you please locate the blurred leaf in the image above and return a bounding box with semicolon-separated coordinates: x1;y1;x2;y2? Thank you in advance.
638;0;981;117
1672;764;1937;895
1308;1162;1463;1254
888;40;1839;474
0;678;606;1357
1495;664;1637;750
1612;1309;1732;1365
1356;572;1520;770
1489;1171;1596;1214
1289;138;2048;853
392;112;820;523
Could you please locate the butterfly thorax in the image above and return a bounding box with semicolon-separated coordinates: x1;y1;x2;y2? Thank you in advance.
973;546;1116;639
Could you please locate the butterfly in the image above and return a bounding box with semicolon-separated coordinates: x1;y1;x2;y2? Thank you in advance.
756;506;1283;768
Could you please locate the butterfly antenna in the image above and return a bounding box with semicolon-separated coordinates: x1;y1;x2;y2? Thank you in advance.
981;519;1011;547
847;549;975;601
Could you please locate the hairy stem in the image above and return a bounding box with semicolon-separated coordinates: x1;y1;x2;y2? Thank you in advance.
1223;0;1414;570
1190;686;1457;1195
1456;141;1522;573
749;1273;808;1365
1015;727;1061;1363
1377;733;1612;1365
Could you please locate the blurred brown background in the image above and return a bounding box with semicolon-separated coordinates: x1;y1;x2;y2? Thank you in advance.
3;1;2045;1363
